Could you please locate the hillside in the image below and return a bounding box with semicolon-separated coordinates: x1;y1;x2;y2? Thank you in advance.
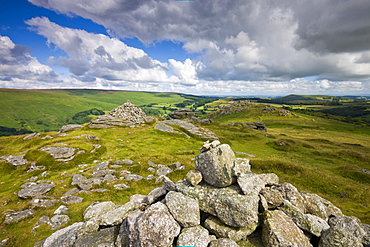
0;88;215;135
0;99;369;246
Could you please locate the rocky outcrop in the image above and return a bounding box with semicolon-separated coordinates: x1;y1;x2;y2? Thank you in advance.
228;121;267;132
39;146;80;162
59;124;84;133
168;108;195;119
0;154;28;166
89;101;147;128
18;182;55;199
38;142;369;247
155;119;218;140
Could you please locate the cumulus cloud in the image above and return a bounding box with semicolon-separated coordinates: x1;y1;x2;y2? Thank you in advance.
0;35;58;86
28;0;370;86
26;17;173;84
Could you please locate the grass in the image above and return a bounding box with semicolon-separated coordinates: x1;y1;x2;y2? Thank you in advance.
0;99;369;246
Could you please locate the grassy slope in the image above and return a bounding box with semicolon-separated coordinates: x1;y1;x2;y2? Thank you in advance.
0;89;185;132
0;99;369;246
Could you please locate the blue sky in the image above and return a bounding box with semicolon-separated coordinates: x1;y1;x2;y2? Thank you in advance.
1;0;370;95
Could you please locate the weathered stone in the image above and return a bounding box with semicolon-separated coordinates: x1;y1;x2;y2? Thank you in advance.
155;166;173;176
258;173;279;185
4;209;36;224
23;132;40;140
237;172;266;196
75;225;119;247
200;140;221;153
195;144;236;187
262;210;312;247
18;182;55;199
185;170;203;186
99;201;135;226
48;215;70;230
301;191;343;220
260;187;284;209
61;195;83;205
42;222;84;247
209;238;239;247
146;186;167;205
154;122;184;135
29;198;58;208
0;154;28;166
165;191;200;227
39;146;78;162
113;183;129;190
123;174;144;181
59;124;83;133
83;201;116;221
71;174;92;191
232;158;251;176
169;108;195;119
278;200;329;237
64;188;80;196
272;183;307;212
176;181;259;228
85;135;99;141
156;175;176;191
176;226;210;247
54;205;68;215
319;216;366;247
204;215;258;241
123;202;181;246
130;194;147;210
163;119;218;140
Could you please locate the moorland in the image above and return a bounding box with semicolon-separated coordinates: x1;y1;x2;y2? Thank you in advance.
0;88;369;246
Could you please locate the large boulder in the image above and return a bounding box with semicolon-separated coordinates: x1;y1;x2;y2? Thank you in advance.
83;201;117;221
301;191;343;220
122;202;181;246
272;183;307;212
41;222;84;247
262;210;312;247
195;144;236;187
176;182;259;228
319;216;367;247
165;191;200;227
59;124;83;133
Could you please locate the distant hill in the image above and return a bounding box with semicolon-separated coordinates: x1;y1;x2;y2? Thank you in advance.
0;88;213;134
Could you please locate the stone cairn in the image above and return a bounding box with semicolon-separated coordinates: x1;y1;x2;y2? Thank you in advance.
37;141;370;247
89;101;148;128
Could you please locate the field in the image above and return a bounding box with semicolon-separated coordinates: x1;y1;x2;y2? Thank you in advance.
0;92;369;246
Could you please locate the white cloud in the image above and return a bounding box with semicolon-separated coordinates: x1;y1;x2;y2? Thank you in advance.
0;35;58;84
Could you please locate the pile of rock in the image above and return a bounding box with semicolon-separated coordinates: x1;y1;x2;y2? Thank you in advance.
89;101;149;128
37;141;370;247
210;100;252;117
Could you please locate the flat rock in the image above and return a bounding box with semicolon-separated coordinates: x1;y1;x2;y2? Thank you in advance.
18;183;55;199
54;205;68;215
61;195;83;205
39;146;78;162
99;201;135;226
163;119;218;140
71;174;92;191
59;124;83;133
155;166;173;176
0;154;28;166
4;209;36;224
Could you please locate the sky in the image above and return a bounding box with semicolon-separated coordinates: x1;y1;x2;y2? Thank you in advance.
1;0;370;96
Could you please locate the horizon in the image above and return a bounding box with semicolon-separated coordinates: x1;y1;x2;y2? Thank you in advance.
1;0;370;96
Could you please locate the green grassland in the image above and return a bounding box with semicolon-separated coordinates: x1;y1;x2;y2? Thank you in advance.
0;93;369;246
0;89;205;134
